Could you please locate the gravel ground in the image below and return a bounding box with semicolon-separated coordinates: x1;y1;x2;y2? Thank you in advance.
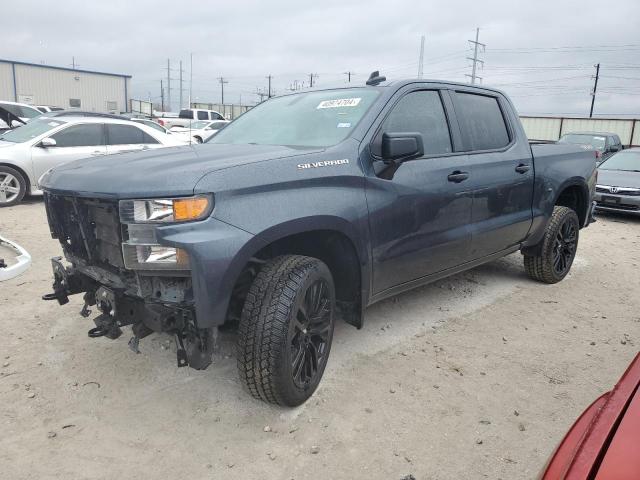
0;199;638;480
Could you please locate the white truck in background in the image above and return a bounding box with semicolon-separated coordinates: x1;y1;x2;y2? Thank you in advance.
156;108;225;129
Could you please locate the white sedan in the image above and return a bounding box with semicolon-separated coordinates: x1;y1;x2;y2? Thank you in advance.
169;120;230;143
0;116;187;206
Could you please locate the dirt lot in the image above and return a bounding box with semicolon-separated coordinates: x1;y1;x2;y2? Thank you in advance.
1;199;638;480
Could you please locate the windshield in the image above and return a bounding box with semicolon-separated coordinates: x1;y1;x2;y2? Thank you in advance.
558;134;606;151
599;150;640;172
0;103;41;119
0;118;67;143
209;88;380;147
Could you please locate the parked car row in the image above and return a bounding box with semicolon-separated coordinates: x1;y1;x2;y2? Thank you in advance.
0;115;186;206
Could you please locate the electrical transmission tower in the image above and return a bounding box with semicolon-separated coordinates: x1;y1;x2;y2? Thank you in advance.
465;28;485;84
418;35;425;78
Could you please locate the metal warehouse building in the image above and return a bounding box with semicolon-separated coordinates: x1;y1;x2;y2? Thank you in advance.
0;59;131;113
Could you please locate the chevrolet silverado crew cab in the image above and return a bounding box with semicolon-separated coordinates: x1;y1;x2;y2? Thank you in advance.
40;72;597;406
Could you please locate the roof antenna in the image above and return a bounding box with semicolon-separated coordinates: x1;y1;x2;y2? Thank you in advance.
366;71;386;86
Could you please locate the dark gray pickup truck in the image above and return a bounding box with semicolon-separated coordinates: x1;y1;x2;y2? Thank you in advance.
40;73;597;406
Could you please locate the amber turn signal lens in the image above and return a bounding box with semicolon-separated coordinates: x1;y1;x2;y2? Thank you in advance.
173;197;210;221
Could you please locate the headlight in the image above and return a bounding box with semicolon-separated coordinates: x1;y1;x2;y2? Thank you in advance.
119;195;213;223
119;195;212;270
122;244;189;270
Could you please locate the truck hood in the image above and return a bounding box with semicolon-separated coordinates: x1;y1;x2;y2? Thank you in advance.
39;143;322;199
598;168;640;189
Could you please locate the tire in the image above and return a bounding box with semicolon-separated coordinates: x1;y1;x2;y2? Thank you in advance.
237;255;336;406
524;206;580;284
0;165;27;207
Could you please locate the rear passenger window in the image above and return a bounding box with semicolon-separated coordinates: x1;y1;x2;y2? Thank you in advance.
372;90;452;157
454;92;510;151
107;124;159;145
197;111;209;120
51;124;104;147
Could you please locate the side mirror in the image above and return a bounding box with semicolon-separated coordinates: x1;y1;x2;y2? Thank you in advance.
40;137;57;148
609;145;620;153
381;132;424;162
10;120;23;128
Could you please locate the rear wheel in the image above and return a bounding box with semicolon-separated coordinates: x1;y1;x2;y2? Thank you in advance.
524;206;579;284
0;166;26;207
237;255;335;406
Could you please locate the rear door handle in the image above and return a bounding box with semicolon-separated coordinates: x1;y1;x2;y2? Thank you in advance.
515;164;530;174
448;171;469;183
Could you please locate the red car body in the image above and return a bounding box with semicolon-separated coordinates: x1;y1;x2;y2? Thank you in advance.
540;352;640;479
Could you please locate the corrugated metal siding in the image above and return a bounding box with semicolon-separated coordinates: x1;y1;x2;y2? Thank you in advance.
633;124;640;146
7;63;127;112
0;62;14;100
520;117;562;141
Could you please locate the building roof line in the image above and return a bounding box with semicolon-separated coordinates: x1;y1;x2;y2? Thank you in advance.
0;58;132;79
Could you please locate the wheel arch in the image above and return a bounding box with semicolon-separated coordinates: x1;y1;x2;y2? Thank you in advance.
553;179;589;227
222;216;369;329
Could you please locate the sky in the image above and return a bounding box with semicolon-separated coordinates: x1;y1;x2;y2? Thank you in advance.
2;0;640;116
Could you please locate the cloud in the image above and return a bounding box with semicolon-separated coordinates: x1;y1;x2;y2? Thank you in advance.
3;0;639;115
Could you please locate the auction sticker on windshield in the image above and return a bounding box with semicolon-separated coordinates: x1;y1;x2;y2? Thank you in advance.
317;98;361;109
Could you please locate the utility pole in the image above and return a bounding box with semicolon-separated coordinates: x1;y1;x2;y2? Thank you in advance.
189;53;193;109
218;77;228;104
589;63;600;118
344;71;353;83
70;56;80;70
466;27;485;85
166;59;172;112
309;73;317;88
266;75;272;98
179;60;183;109
160;79;165;111
418;35;425;78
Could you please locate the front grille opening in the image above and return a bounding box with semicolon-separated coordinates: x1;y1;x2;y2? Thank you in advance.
44;193;125;269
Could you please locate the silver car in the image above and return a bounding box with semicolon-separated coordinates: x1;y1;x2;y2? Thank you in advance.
595;148;640;216
0;116;187;206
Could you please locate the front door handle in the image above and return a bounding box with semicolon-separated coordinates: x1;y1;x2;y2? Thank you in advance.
91;151;103;156
448;171;469;183
515;164;530;174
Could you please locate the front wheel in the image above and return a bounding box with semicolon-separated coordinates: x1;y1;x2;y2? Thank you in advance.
237;255;335;406
0;166;27;207
523;206;580;284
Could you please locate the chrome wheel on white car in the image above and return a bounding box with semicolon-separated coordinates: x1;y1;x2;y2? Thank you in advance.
0;166;26;207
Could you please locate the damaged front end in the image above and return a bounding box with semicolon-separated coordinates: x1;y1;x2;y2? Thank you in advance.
42;193;216;370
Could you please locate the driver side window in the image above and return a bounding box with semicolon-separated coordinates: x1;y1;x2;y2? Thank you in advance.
372;90;452;157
